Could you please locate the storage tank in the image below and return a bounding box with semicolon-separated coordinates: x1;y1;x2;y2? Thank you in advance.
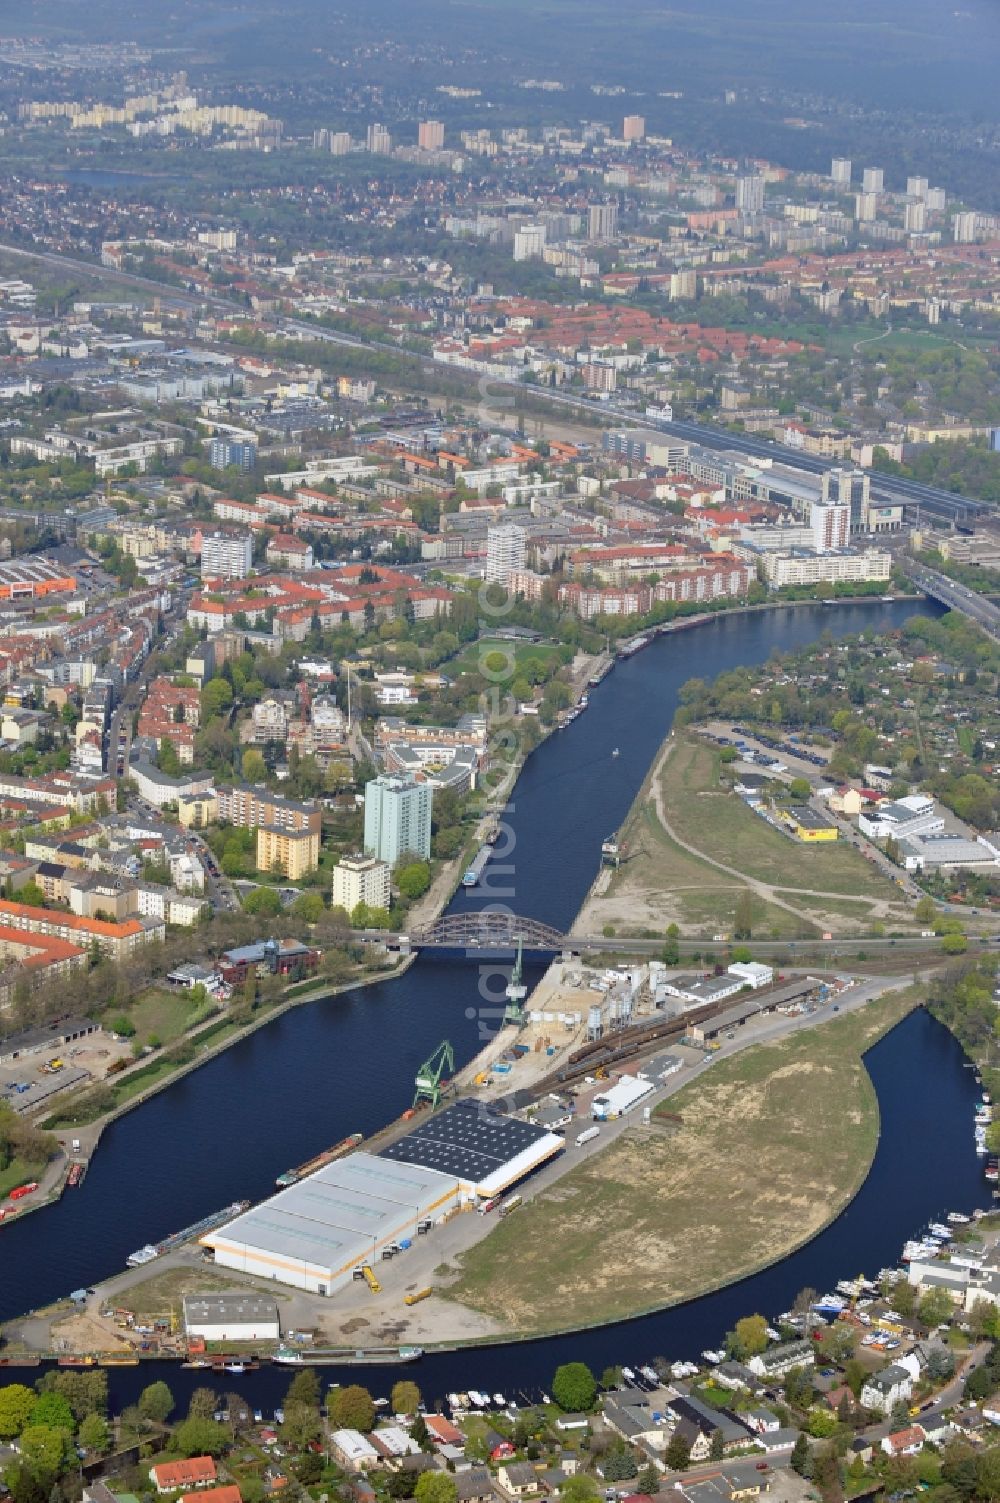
587;1005;603;1041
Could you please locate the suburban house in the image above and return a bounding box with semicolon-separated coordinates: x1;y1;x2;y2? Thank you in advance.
860;1363;914;1414
746;1340;815;1379
881;1426;926;1458
150;1460;218;1495
454;1468;495;1503
498;1462;542;1497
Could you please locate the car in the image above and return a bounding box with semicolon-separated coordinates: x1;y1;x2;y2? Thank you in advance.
832;1004;840;1011
756;1463;769;1472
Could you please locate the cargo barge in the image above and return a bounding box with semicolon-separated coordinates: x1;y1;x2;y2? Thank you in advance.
275;1131;363;1188
274;1344;423;1366
126;1200;249;1268
462;846;492;888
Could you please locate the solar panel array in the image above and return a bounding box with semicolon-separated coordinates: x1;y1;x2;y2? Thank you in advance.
381;1098;552;1182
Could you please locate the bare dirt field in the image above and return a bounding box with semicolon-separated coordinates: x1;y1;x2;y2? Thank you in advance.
442;987;919;1334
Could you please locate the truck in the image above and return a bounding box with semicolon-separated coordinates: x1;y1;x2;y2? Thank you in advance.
575;1126;600;1148
8;1182;38;1201
362;1265;381;1294
404;1287;433;1306
499;1194;522;1218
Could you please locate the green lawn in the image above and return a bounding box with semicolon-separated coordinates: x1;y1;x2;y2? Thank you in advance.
444;987;919;1335
449;636;560;678
122;989;201;1045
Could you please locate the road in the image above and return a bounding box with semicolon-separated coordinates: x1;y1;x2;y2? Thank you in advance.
897;555;1000;640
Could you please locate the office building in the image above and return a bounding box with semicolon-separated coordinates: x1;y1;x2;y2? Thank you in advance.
831;157;852;186
855;191;878;223
366;122;392;154
862;166;884;194
622;114;645;142
512;223;546;261
209;437;257;473
418;119;444;150
809;498;850;553
587;202;619;241
906;176;929;201
363;774;432;866
332;855;392;915
823;467;870;533
735;174;764;215
485;524;527;586
201;531;252;580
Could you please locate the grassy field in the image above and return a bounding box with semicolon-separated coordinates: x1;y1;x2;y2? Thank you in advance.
444;987;919;1334
125;989;201;1045
107;1266;289;1322
665;738;901;900
450;636;560;678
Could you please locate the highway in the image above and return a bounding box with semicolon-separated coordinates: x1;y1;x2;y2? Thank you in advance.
0;240;990;531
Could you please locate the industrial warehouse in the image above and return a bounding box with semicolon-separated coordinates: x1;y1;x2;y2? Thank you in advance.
200;1101;563;1297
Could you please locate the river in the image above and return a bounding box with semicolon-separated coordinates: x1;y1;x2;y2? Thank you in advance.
4;597;986;1407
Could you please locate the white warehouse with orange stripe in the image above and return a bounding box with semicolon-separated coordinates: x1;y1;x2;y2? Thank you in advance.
200;1152;462;1297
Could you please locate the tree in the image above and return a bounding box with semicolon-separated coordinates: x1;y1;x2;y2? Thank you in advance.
0;1384;37;1439
603;1447;638;1481
173;1417;230;1456
552;1362;597;1412
26;1393;73;1435
915;895;936;925
188;1387;218;1421
942;932;968;955
328;1384;375;1432
731;1313;769;1357
78;1411;109;1452
414;1473;458;1503
201;678;233;720
733;890;754;941
636;1464;661;1496
661;924;680;967
919;1287;957;1329
560;1480;599;1503
601;1366;624;1391
241;749;267;783
664;1432;691;1472
138;1380;174;1424
890;1279;917;1317
391;1380;421;1415
789;778;811;800
243;886;282;917
18;1425;70;1483
296;1454;323;1486
284;1369;321;1409
709;1429;724;1461
396;861;431;900
790;1433;811;1476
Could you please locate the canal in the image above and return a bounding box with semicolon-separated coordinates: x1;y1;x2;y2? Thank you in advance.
4;597;984;1405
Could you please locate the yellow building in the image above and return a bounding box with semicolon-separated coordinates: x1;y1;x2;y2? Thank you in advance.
783;806;839;842
256;823;320;879
178;791;219;829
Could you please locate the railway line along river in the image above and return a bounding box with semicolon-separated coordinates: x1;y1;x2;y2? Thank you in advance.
2;597;987;1404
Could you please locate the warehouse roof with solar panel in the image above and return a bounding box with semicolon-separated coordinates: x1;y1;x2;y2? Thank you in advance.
380;1097;564;1197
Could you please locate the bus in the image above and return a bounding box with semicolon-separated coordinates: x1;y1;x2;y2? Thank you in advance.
499;1194;522;1218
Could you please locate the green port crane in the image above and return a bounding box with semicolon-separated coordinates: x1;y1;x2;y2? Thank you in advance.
413;1039;455;1109
504;936;528;1026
